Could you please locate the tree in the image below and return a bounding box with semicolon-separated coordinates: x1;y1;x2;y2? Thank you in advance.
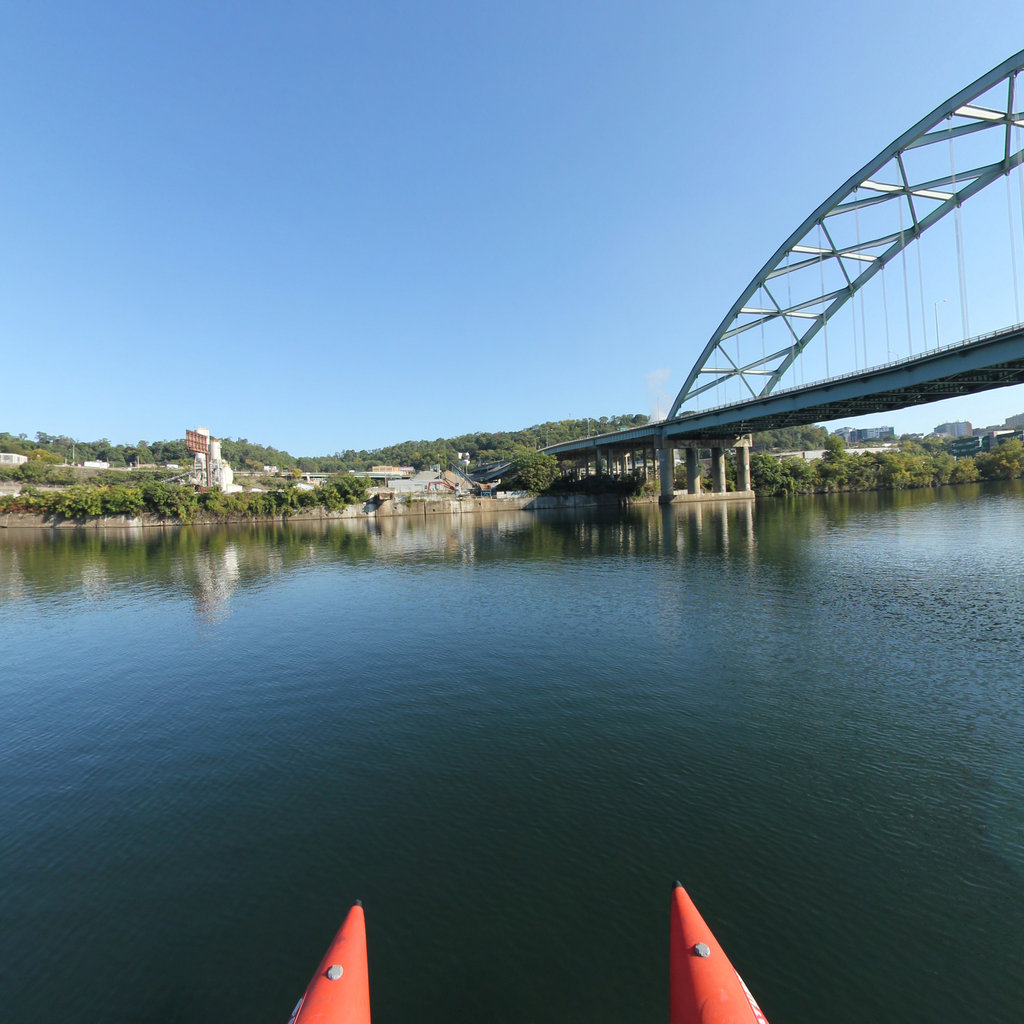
750;453;787;495
510;446;559;493
817;434;849;488
949;457;980;483
931;452;955;484
752;424;829;451
823;433;846;461
786;458;816;492
976;438;1024;480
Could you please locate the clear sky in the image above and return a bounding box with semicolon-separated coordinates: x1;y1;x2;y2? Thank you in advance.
4;1;1024;454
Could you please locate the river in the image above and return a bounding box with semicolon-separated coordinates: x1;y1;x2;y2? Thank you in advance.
2;484;1022;1022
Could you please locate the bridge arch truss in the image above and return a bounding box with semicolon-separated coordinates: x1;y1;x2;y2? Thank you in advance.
669;49;1024;420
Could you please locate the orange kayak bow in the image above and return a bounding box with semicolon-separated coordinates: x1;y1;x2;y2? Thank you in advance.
290;886;769;1023
670;882;769;1024
288;902;371;1024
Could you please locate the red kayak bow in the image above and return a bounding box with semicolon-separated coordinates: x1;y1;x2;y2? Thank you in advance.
288;902;371;1024
289;885;770;1023
670;883;769;1024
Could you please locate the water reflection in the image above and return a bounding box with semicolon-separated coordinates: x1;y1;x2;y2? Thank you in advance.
2;485;1015;622
191;543;240;624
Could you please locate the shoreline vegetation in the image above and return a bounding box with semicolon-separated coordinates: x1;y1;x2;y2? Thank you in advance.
747;436;1023;495
3;426;1024;529
0;476;373;525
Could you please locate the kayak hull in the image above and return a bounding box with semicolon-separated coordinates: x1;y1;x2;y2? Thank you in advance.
670;883;768;1024
289;903;371;1024
289;885;768;1024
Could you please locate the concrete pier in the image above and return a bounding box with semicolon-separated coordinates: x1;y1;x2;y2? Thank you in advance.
686;448;702;495
659;446;675;501
711;447;726;493
734;439;751;492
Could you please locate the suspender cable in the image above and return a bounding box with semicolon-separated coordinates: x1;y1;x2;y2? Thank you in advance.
761;286;767;362
1009;174;1021;323
851;193;860;371
860;263;868;369
916;231;928;351
759;287;767;391
949;121;971;339
855;200;868;369
881;259;893;362
735;333;741;404
1018;124;1024;320
851;287;859;371
899;202;914;356
787;252;802;385
818;223;830;378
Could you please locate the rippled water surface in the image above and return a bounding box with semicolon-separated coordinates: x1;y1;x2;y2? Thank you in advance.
3;485;1023;1022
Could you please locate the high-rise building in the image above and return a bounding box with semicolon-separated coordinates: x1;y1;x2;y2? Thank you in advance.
933;420;972;437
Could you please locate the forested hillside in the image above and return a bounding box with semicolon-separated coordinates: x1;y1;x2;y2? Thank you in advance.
1;416;650;474
0;419;960;478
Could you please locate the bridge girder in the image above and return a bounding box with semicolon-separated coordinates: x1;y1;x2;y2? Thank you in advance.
669;49;1024;419
661;325;1024;440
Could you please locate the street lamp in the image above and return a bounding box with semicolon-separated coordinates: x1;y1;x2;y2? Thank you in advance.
933;298;948;350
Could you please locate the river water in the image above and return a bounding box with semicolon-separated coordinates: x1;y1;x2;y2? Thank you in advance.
2;485;1023;1023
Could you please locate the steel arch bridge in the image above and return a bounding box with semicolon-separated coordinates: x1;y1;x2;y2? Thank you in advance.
668;47;1024;420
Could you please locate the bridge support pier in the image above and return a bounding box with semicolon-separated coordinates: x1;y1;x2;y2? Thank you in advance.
685;448;702;495
734;438;751;492
659;446;675;502
711;447;726;494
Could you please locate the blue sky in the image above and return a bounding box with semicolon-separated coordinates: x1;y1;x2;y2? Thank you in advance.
3;1;1024;454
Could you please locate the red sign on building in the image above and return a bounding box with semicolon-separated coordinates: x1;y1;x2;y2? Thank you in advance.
185;430;209;455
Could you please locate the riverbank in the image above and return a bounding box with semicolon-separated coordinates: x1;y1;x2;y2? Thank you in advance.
0;488;755;529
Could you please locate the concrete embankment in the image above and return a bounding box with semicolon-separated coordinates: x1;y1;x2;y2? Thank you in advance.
0;489;753;530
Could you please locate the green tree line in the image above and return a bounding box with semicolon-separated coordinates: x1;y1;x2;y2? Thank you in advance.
316;414;651;472
750;436;1024;495
0;477;370;523
3;416;651;476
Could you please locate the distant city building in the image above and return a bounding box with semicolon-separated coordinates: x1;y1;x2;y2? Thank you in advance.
951;429;1024;458
847;426;895;442
1005;412;1024;429
950;436;983;458
0;452;28;465
934;420;972;437
989;429;1023;446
